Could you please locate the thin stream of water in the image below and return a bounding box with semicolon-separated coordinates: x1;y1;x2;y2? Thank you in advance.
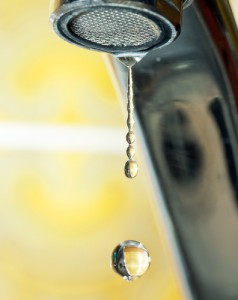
117;56;141;179
124;65;138;179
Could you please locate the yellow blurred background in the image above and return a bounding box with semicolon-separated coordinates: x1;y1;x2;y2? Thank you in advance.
0;1;237;299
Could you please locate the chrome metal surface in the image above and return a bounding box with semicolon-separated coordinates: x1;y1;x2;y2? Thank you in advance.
50;0;183;56
183;0;194;8
111;1;238;299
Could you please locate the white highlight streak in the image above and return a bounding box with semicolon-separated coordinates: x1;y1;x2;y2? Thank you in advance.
0;123;125;154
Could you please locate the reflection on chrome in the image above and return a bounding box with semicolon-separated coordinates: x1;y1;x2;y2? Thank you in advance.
111;1;238;299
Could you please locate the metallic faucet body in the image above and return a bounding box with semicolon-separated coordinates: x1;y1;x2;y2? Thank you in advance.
112;1;238;299
50;0;192;57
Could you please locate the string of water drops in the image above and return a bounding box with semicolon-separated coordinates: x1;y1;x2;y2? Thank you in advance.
112;61;151;283
124;65;138;179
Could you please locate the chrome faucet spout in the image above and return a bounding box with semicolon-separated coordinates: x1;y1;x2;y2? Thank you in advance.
111;1;238;299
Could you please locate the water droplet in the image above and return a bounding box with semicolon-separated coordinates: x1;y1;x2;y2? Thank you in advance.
127;145;135;159
111;240;151;281
126;131;136;144
124;160;138;178
127;115;135;128
117;55;144;67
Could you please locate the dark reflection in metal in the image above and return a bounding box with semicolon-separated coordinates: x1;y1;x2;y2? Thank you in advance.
161;106;202;183
209;98;238;202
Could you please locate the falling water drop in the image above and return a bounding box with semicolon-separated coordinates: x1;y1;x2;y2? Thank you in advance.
126;131;136;144
111;240;151;281
126;145;135;159
124;160;138;178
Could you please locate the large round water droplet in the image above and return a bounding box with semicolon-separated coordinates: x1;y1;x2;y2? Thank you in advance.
111;240;151;281
126;131;136;144
127;145;135;159
124;160;138;178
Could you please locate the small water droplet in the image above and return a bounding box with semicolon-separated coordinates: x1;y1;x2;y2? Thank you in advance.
124;160;138;178
111;240;151;281
126;131;136;144
127;115;135;128
117;55;144;67
127;145;135;159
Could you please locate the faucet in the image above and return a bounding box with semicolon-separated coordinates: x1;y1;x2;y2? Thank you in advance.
50;1;238;299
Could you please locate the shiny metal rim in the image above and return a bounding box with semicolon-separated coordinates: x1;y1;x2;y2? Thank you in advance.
183;0;194;9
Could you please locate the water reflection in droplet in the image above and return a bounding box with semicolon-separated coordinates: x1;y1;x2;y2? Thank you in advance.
126;145;135;160
124;160;138;179
126;131;136;144
111;240;151;281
